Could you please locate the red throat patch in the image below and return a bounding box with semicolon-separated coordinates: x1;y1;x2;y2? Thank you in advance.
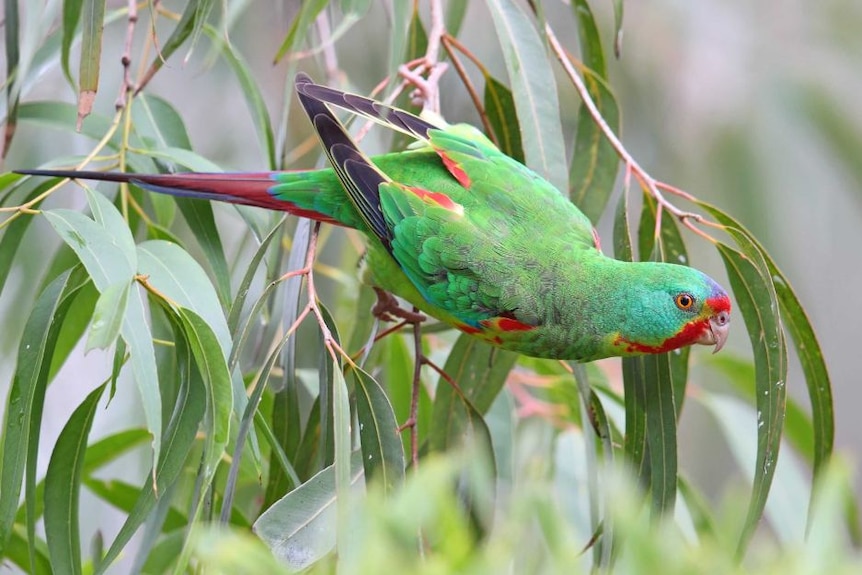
616;318;711;355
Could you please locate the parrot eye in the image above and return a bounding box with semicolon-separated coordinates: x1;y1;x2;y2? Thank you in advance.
675;293;695;310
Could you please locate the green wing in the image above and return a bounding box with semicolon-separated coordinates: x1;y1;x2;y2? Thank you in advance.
295;74;596;328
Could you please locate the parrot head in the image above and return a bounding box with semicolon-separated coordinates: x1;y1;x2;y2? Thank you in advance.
609;263;731;357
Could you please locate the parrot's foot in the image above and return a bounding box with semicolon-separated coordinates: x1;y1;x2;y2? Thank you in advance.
372;288;426;324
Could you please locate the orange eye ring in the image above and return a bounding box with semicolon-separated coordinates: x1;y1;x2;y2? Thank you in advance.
675;293;695;310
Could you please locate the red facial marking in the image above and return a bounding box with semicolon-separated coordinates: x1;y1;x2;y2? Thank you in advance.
437;151;472;188
406;186;463;214
616;318;711;355
592;227;602;251
706;294;731;314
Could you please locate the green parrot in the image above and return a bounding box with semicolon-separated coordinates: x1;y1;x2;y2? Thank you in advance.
18;73;730;361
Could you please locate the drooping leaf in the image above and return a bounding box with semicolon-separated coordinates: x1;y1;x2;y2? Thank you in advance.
85;280;130;351
614;191;649;487
272;0;328;64
0;268;88;557
700;202;832;479
96;322;205;574
44;198;163;472
716;241;787;557
485;0;568;191
44;383;106;575
353;367;405;494
483;75;524;162
253;451;364;571
77;0;106;129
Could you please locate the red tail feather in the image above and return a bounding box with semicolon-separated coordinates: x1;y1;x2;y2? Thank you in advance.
15;169;340;224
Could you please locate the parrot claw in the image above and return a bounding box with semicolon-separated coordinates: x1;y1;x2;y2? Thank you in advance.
372;288;426;324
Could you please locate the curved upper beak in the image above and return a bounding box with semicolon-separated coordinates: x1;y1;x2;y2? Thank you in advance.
695;310;731;353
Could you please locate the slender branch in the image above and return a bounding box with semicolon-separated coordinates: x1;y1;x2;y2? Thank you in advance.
544;23;720;244
440;35;496;141
115;0;139;110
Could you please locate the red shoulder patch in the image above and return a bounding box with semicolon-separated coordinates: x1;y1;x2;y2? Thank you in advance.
481;316;536;333
437;151;472;189
406;186;464;215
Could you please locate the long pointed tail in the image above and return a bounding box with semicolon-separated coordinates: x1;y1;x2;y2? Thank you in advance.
14;168;344;225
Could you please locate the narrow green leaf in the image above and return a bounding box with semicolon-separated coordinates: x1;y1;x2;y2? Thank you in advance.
572;0;606;77
178;308;233;480
136;240;230;354
172;199;232;308
139;0;204;87
483;75;525;162
643;352;677;516
567;0;619;221
698;392;807;545
97;324;205;574
0;181;56;298
136;146;223;172
132;93;193;149
61;0;84;87
716;242;787;557
83;428;150;474
272;0;328;64
5;528;51;574
332;361;352;555
569;69;619;223
48;278;98;384
77;0;106;128
614;191;650;486
82;478;187;531
639;193;691;416
263;220;310;502
119;288;161;468
0;268;88;556
169;307;234;570
429;335;511;453
43;209;136;290
253;451;364;571
353;367;405;495
485;0;568;191
44;383;106;575
44;201;162;472
701;202;832;479
571;363;614;568
708;354;815;470
227;217;285;333
317;303;343;472
85;280;130;351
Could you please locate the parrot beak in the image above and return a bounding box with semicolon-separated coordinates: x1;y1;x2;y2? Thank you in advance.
696;310;730;353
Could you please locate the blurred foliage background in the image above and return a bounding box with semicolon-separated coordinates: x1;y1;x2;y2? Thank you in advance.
0;0;860;572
